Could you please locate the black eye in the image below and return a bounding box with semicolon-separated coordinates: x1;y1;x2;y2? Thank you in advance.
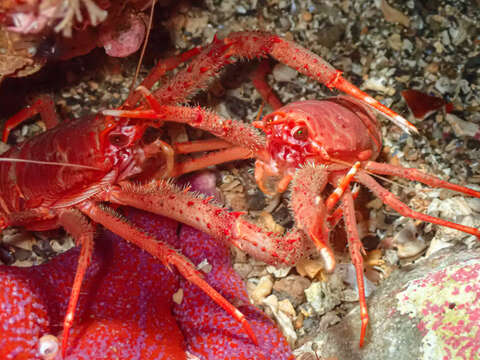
109;133;129;147
292;126;308;140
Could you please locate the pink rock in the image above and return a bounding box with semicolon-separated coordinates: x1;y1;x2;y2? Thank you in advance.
295;245;480;360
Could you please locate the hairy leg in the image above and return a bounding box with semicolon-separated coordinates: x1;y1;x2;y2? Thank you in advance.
101;180;313;265
357;170;480;238
2;95;59;143
56;209;95;357
77;200;258;345
341;188;368;347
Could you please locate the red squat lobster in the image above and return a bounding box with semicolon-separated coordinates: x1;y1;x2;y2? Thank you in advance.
108;43;480;346
246;83;480;346
0;31;473;354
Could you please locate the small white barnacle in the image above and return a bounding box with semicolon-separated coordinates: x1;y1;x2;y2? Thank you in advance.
38;334;59;360
196;258;212;274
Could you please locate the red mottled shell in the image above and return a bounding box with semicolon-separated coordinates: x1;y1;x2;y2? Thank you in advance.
263;98;381;167
0;115;111;214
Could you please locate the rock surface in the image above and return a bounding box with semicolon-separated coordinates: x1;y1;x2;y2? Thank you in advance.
294;245;480;360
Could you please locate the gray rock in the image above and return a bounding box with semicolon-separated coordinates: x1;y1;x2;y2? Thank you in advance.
316;24;345;49
305;281;341;315
294;245;480;360
245;189;266;211
233;262;252;279
272;63;298;82
273;275;311;306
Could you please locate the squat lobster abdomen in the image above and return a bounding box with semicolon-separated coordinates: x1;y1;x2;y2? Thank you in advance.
0;115;111;215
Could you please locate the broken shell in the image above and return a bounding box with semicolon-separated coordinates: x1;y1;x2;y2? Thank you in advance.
250;275;273;304
172;288;184;304
263;294;297;346
38;334;59;360
296;258;324;279
278;298;296;319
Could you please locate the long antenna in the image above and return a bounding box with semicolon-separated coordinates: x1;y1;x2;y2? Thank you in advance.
0;158;102;170
128;0;156;100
